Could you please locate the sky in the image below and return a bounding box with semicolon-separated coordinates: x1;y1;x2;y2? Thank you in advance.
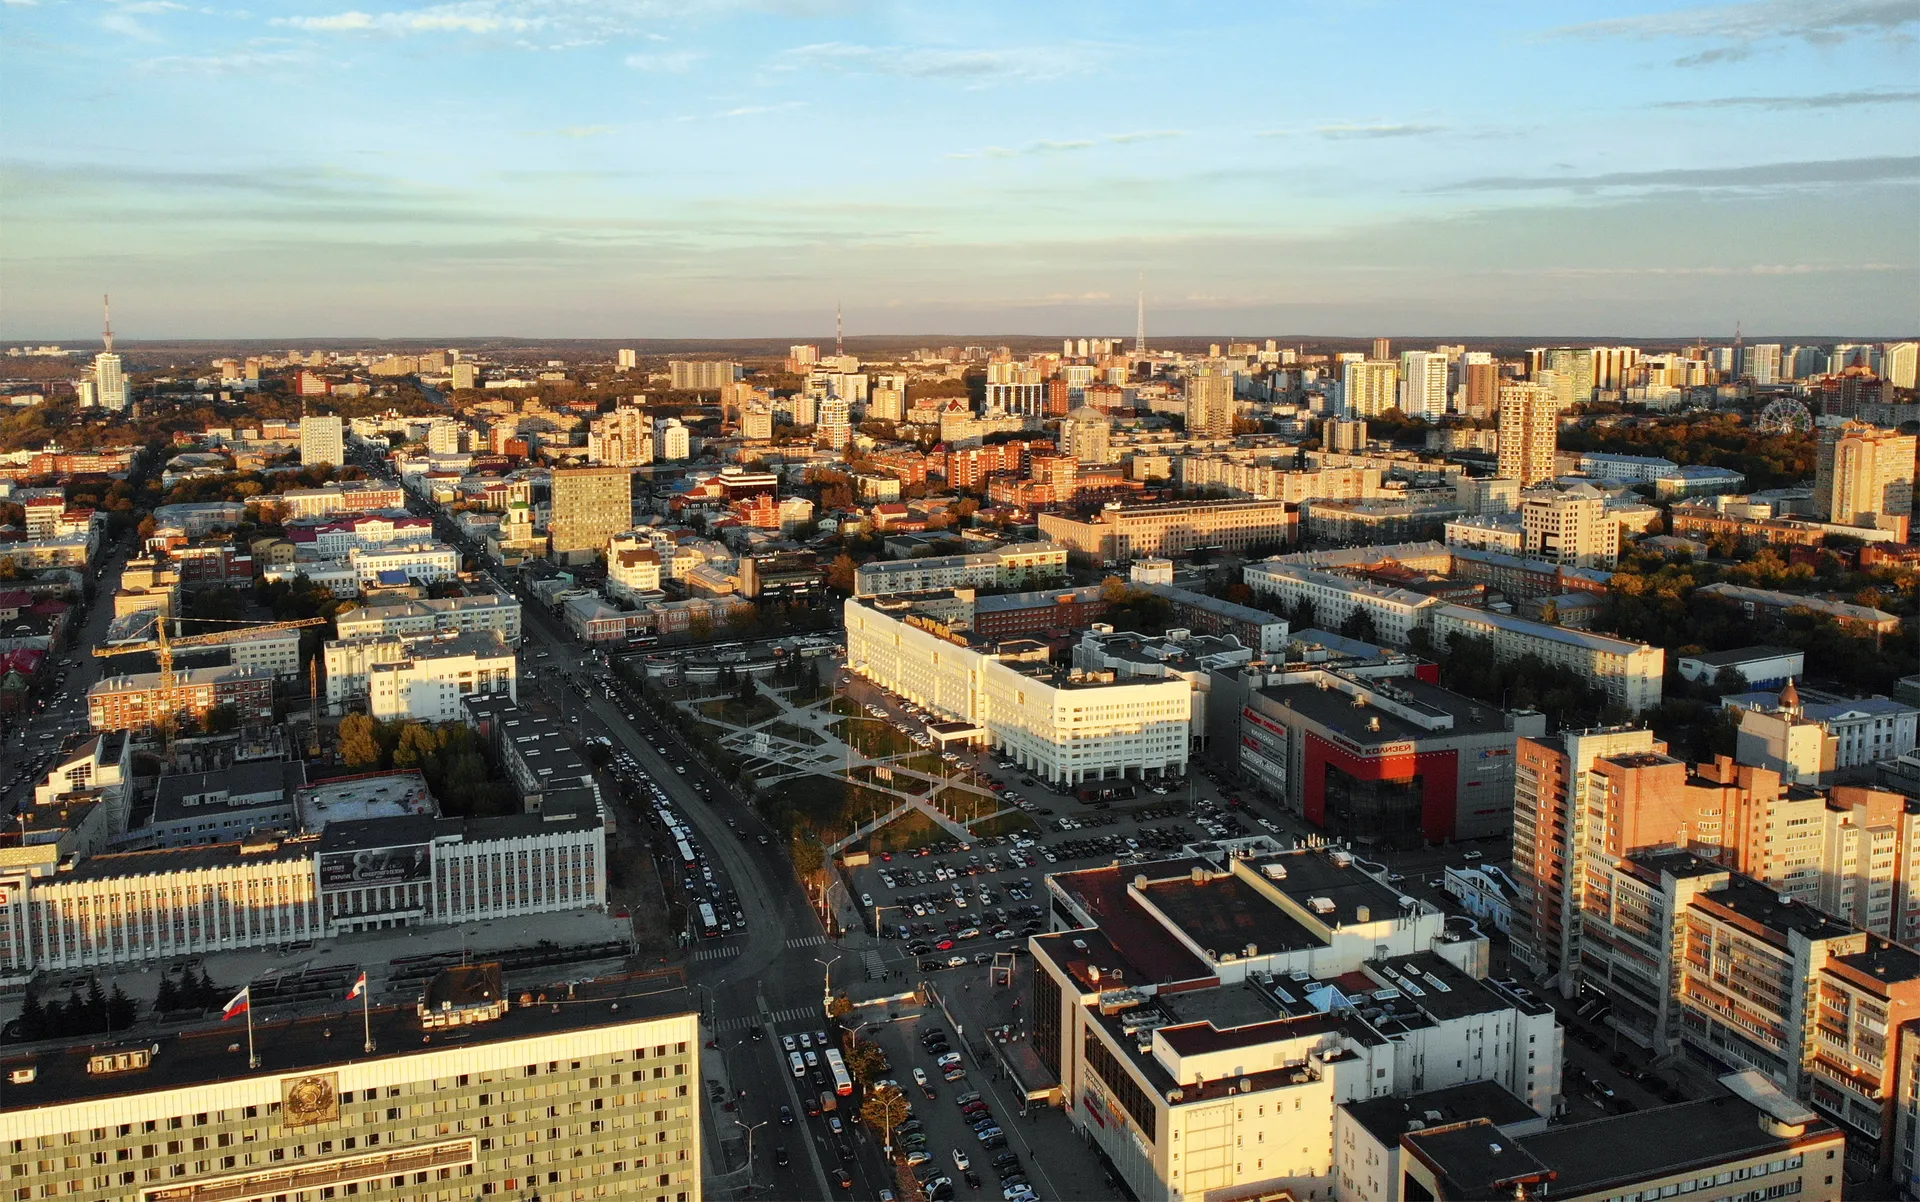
2;0;1917;340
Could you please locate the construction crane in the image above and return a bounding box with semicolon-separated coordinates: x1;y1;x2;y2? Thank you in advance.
94;615;328;732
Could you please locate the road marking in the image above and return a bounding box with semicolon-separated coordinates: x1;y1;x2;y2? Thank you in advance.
693;946;741;963
786;935;828;949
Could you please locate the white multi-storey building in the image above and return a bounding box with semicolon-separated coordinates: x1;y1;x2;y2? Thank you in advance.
223;625;304;680
332;592;523;644
346;541;460;588
844;595;1190;785
1429;604;1664;713
1520;483;1618;568
299;414;345;467
1241;561;1436;644
325;630;515;717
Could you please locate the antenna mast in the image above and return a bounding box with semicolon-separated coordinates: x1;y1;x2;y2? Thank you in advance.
1134;277;1146;355
102;294;114;354
835;301;844;357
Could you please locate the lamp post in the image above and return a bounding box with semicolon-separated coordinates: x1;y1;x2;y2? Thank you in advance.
814;955;840;1013
733;1118;768;1173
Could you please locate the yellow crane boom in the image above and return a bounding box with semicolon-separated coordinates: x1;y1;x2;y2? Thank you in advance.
93;616;328;730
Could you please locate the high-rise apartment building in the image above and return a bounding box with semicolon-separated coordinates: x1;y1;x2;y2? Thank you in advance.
93;348;129;411
1324;416;1367;452
1543;347;1595;406
1743;343;1785;385
300;414;345;467
1509;726;1664;986
1059;406;1111;463
1460;356;1499;420
815;398;850;450
1590;345;1640;391
449;361;478;390
1185;370;1235;437
1497;383;1559;486
1886;341;1918;390
1814;421;1916;539
655;417;691;461
741;403;773;441
1371;336;1392;360
616;346;637;369
588;406;654;466
1520;483;1618;568
867;385;905;422
0;971;702;1202
1341;358;1399;418
548;466;632;563
667;360;738;390
1399;349;1449;419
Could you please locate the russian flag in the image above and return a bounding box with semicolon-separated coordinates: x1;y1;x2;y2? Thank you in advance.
347;972;367;1001
221;987;250;1021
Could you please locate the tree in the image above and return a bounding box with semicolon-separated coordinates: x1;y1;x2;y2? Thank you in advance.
844;1041;887;1086
154;975;180;1012
338;712;382;768
1339;608;1380;644
106;984;137;1031
790;835;825;878
0;557;19;581
860;1083;912;1158
827;553;858;594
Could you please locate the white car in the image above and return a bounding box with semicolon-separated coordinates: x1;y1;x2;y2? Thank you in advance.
782;1034;797;1052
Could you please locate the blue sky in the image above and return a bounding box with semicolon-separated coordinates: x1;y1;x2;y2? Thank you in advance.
2;0;1916;339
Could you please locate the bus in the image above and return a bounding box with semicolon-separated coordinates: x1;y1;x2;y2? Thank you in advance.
677;839;697;867
824;1048;853;1097
697;903;719;938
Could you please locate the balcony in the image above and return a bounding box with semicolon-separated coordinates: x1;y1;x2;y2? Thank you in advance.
1809;1054;1885;1103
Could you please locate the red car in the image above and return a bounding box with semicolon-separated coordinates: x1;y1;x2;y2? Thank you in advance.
935;938;956;951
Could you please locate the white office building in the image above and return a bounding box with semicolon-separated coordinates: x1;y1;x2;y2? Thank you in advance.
844;595;1190;785
325;629;516;716
332;592;523;645
300;414;345;467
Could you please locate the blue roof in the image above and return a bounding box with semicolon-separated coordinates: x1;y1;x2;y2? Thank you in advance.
376;569;409;585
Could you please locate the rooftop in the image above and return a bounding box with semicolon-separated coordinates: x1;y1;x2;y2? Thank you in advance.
1409;1089;1840;1199
1138;870;1323;959
1344;1079;1543;1147
1696;874;1857;943
295;771;437;830
151;759;308;825
1254;671;1510;747
0;970;695;1111
1432;602;1656;656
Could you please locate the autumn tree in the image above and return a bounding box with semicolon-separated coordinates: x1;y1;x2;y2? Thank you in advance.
339;712;382;768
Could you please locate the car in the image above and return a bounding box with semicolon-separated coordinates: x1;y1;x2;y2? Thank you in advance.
778;1104;793;1124
936;1052;963;1069
913;1067;929;1088
804;1096;821;1117
944;1066;968;1082
1004;1185;1035;1201
827;1116;844;1136
781;1032;797;1052
833;1169;853;1191
905;1151;932;1168
976;1126;1004;1143
815;1030;830;1048
946;955;968;968
953;1150;971;1171
1463;850;1484;861
797;1032;812;1049
749;1025;764;1042
774;1145;789;1166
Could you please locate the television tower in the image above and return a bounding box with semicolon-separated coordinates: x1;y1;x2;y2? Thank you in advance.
102;294;114;353
1134;277;1146;355
835;301;844;357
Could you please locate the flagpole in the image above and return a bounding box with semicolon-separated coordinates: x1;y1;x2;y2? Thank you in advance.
246;995;258;1069
362;983;374;1054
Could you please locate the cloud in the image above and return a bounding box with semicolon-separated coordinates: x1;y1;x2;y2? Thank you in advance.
1316;122;1446;140
779;40;1088;81
625;48;701;71
1441;155;1920;192
1542;0;1920;65
280;7;529;34
137;50;310;74
1;0;41;8
1655;88;1920;109
555;125;616;138
1104;130;1184;144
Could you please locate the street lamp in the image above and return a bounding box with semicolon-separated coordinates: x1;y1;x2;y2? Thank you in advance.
814;955;840;1013
733;1118;768;1172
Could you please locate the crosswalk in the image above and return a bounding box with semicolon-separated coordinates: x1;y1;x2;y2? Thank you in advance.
692;945;741;963
712;1005;818;1035
786;935;829;949
862;950;887;980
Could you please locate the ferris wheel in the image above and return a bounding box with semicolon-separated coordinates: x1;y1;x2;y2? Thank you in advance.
1756;397;1813;434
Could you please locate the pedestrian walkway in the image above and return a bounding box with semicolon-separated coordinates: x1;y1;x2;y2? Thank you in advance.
785;934;829;948
862;950;886;981
692;945;742;963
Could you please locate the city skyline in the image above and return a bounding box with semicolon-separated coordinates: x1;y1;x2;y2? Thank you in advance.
3;0;1917;338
